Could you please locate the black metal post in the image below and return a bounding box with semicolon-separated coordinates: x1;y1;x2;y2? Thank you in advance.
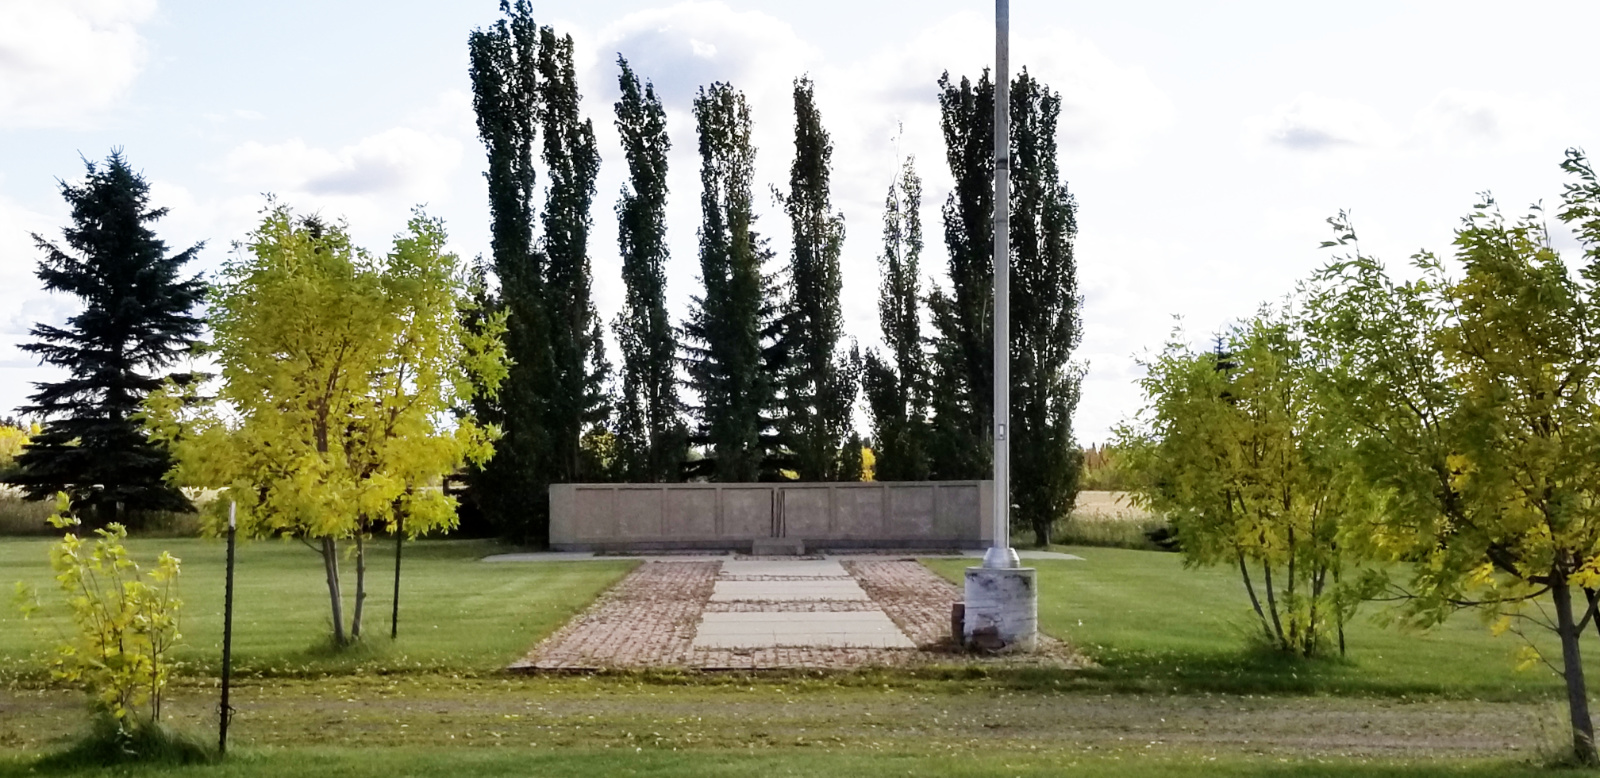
219;501;237;756
390;499;403;640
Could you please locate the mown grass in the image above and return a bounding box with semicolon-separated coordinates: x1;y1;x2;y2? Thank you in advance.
0;747;1576;778
925;547;1600;701
0;536;633;678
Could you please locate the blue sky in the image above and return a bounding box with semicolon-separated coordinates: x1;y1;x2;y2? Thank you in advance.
3;0;1597;442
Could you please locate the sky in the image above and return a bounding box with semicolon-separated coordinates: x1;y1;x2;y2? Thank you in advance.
2;0;1597;444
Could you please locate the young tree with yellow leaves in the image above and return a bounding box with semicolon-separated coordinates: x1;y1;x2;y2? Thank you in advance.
1119;307;1369;657
1307;150;1600;764
146;204;506;647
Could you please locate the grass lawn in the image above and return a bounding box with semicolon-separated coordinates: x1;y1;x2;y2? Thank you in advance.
0;536;634;678
0;747;1573;778
925;546;1600;701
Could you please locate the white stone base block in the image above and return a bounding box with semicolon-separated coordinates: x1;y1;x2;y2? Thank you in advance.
962;566;1037;652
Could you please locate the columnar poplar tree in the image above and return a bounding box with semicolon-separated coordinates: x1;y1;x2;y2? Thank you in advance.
779;77;859;481
927;70;995;481
1007;70;1084;545
683;82;786;481
467;0;547;538
863;156;932;481
613;56;685;482
11;151;203;525
536;26;610;483
467;1;607;539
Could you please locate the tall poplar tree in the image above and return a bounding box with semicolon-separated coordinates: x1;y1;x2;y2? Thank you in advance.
927;70;995;481
779;77;858;481
613;56;684;482
467;0;548;539
682;82;785;481
926;70;1084;539
467;1;607;540
537;26;609;484
1007;70;1083;545
11;151;203;524
863;156;931;481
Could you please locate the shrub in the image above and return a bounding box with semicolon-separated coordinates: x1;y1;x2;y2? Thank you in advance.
15;493;183;737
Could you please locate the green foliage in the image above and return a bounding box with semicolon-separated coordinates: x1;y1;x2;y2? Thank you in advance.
467;1;607;538
778;77;860;482
864;155;932;481
613;56;686;483
1006;70;1085;546
144;204;505;646
14;494;181;737
10;151;203;526
927;70;995;481
1119;308;1370;657
683;82;787;481
1304;150;1600;762
1079;445;1129;491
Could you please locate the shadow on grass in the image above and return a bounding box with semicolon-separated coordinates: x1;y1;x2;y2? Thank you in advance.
26;720;213;774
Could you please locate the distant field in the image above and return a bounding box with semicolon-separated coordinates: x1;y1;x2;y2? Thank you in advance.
1073;490;1153;520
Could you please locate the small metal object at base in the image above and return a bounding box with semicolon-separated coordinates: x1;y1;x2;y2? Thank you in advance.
951;601;965;643
982;545;1021;569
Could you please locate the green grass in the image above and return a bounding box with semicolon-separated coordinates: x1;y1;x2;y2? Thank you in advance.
0;747;1576;778
925;546;1600;701
0;537;633;678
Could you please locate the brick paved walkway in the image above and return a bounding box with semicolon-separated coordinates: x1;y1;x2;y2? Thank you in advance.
511;557;1083;671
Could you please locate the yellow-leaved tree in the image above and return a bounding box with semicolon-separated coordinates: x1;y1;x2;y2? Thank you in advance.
146;203;506;646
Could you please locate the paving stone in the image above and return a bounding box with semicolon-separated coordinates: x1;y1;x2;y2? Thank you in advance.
708;579;870;602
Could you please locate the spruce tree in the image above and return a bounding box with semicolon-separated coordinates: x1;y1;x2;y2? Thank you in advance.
613;56;685;482
11;151;204;524
778;77;858;481
682;82;785;481
1007;69;1083;545
537;26;610;483
863;156;931;481
927;70;995;481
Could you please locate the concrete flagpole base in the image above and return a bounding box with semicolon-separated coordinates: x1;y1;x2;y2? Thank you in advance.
962;566;1037;652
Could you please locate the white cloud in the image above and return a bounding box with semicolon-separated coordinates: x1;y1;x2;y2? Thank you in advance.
224;127;463;200
1410;89;1574;154
1246;93;1397;152
0;0;157;128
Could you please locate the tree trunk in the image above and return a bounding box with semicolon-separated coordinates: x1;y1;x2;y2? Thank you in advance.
1552;577;1598;765
391;504;404;640
1262;562;1288;651
1033;518;1050;548
351;528;367;641
1238;551;1274;642
320;536;347;646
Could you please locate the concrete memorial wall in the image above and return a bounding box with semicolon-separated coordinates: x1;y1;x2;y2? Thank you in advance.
549;481;994;552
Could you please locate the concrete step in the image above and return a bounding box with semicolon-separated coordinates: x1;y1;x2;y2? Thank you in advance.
751;538;805;556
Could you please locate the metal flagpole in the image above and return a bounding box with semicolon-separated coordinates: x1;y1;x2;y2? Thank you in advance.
961;0;1037;653
983;0;1020;571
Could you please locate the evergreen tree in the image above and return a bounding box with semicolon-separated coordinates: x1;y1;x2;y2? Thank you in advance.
11;151;204;524
613;56;685;482
927;70;995;481
682;82;786;481
537;26;609;483
468;0;551;540
778;77;858;481
1007;70;1083;545
863;156;931;481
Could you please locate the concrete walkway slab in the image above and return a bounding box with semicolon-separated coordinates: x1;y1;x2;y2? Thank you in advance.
693;611;915;649
720;560;848;577
709;579;870;602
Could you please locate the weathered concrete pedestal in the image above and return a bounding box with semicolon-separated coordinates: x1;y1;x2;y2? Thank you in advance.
962;566;1037;652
